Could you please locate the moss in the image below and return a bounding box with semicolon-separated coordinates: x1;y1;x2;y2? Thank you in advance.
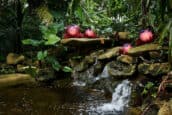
35;5;53;25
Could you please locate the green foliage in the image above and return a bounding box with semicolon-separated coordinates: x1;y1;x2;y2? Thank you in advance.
22;39;44;46
37;50;47;61
142;82;157;98
40;24;61;45
24;66;38;78
66;0;113;36
62;66;73;73
36;5;53;25
46;56;72;72
22;23;61;46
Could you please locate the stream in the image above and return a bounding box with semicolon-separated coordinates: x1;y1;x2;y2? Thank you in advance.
0;78;132;115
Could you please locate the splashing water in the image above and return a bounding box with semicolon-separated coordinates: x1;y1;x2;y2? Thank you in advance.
94;65;109;81
96;79;132;114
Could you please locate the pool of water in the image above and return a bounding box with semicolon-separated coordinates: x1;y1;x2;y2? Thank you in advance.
0;84;111;115
0;77;132;115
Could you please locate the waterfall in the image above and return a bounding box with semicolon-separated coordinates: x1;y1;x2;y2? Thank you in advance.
94;65;109;81
96;79;132;114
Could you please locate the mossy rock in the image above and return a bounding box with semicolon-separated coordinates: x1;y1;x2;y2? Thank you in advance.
98;47;121;60
117;55;137;64
0;73;35;88
74;61;89;72
138;62;170;76
158;102;172;115
107;61;136;79
126;107;142;115
61;38;112;46
6;53;25;65
128;44;164;56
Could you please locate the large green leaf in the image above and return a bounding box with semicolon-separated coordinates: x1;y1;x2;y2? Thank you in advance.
44;34;60;45
52;60;61;71
37;50;47;61
62;66;73;72
22;39;43;46
46;56;61;71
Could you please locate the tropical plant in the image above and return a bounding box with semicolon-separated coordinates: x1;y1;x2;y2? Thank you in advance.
22;23;72;73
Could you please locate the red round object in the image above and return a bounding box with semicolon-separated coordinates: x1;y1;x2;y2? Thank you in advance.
77;32;84;38
66;25;80;37
63;33;71;39
84;29;97;38
121;43;132;54
139;30;153;42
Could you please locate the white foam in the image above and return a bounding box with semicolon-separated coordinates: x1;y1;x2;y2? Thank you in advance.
97;79;132;112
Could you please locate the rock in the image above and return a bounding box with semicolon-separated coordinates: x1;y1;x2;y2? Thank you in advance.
74;61;89;72
85;50;104;64
145;104;159;115
98;47;121;60
47;45;66;57
0;73;35;88
128;44;164;56
93;61;103;76
118;32;130;40
17;64;38;73
36;68;55;82
117;55;136;64
6;53;25;65
138;62;170;76
0;64;15;74
149;51;162;59
107;61;136;79
61;38;112;46
89;78;114;94
72;50;104;72
158;102;172;115
126;107;142;115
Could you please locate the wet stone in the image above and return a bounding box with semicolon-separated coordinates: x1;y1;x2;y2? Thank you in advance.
126;107;142;115
61;38;112;46
74;61;89;72
6;53;25;65
98;47;121;60
117;55;136;64
138;62;170;76
158;102;172;115
107;61;136;79
128;44;163;56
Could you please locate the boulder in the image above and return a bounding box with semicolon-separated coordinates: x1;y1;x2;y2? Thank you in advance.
126;107;142;115
128;44;164;56
0;64;15;74
158;102;172;115
138;62;170;76
98;47;121;60
117;55;137;64
61;38;112;46
0;73;35;88
36;68;55;82
107;61;136;79
71;50;104;72
149;51;162;59
6;53;25;65
74;61;89;72
17;64;38;73
85;50;104;64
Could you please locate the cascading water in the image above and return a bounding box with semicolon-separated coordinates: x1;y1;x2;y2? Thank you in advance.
95;79;132;114
95;65;109;81
72;62;132;114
